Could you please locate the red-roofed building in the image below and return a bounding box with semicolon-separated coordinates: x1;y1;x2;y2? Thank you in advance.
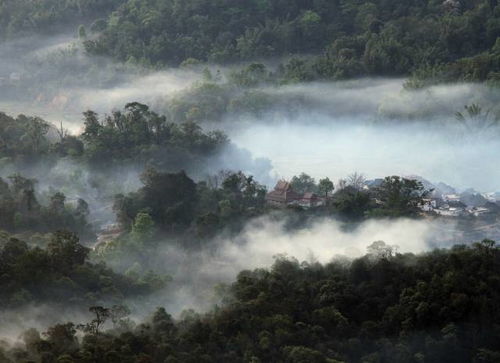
265;180;302;207
299;192;324;208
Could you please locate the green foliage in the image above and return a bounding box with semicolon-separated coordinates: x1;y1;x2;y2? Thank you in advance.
0;0;122;40
131;212;155;244
9;241;500;362
0;231;160;308
81;103;228;166
455;103;500;131
369;176;430;217
0;174;93;237
3;0;500;83
113;169;266;238
318;177;334;198
0;113;51;160
115;168;198;233
0;102;228;169
290;173;318;194
71;0;500;83
332;186;372;221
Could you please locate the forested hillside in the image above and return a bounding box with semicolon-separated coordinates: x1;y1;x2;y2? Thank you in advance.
0;230;163;308
3;1;500;361
81;0;500;83
3;0;500;83
2;241;500;362
0;0;123;39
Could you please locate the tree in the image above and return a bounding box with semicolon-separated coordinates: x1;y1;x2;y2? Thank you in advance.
47;231;89;272
332;186;371;220
347;172;366;190
455;104;499;132
82;110;101;142
78;24;87;39
49;192;66;214
372;176;430;217
131;212;155;243
290;173;317;194
76;198;90;217
24;117;49;154
318;177;334;198
110;305;131;328
43;323;78;356
367;240;397;259
120;168;199;231
78;306;111;336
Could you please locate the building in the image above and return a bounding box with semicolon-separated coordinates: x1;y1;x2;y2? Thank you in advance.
265;180;302;207
468;207;494;217
420;198;438;212
443;194;461;203
435;207;465;217
298;192;325;208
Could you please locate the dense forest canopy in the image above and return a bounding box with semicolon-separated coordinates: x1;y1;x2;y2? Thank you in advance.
2;0;500;83
0;230;164;308
2;240;500;362
0;0;123;39
3;0;500;361
78;0;500;83
0;104;227;167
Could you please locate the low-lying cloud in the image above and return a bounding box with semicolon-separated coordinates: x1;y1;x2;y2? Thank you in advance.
137;216;457;316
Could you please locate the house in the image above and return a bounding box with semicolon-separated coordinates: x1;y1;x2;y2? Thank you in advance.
443;194;461;203
420;198;437;212
435;207;465;217
469;207;492;217
265;180;302;207
298;192;325;208
265;181;328;208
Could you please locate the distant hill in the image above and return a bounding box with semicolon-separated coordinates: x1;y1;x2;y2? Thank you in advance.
81;0;500;83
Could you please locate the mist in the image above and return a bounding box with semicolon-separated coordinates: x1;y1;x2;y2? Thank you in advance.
120;215;461;318
217;80;500;192
0;214;452;341
3;35;500;195
0;34;203;132
3;32;500;353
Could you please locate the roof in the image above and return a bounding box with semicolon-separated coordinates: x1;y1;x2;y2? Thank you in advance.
302;192;318;200
266;180;301;203
274;180;292;192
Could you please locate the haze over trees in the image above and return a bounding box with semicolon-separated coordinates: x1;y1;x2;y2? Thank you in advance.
2;0;500;361
2;240;500;362
0;230;163;308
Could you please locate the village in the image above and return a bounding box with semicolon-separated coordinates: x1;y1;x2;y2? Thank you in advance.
264;175;500;220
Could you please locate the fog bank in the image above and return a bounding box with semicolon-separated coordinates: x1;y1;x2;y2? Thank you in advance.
229;114;500;192
134;216;456;316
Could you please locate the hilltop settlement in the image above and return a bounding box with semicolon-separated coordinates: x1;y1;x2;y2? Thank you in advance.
265;175;500;220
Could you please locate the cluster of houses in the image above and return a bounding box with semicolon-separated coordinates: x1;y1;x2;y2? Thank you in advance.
265;177;500;219
411;176;500;218
420;194;500;218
